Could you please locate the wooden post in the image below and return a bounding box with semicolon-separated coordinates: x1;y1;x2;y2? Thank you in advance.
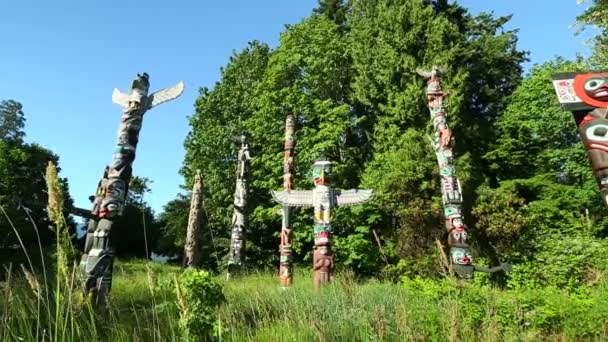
183;170;203;267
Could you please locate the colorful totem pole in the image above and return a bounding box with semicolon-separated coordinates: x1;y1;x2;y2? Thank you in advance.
80;73;184;307
227;135;252;278
272;160;373;290
552;71;608;207
417;66;510;278
183;170;203;268
279;114;296;288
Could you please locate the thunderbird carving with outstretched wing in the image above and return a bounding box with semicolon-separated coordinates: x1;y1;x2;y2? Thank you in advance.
148;81;185;109
335;189;373;206
271;190;314;207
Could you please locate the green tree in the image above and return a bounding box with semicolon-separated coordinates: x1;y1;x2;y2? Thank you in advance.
108;176;160;259
0;100;25;143
0;141;75;251
155;193;191;261
180;41;271;270
576;0;608;67
474;59;608;288
175;0;528;277
314;0;350;26
347;0;527;276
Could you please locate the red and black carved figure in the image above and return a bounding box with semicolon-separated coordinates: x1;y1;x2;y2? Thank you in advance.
553;71;608;206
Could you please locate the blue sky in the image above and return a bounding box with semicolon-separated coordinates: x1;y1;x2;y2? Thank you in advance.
0;0;597;218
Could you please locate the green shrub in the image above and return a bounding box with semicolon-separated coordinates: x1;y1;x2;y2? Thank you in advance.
175;269;225;341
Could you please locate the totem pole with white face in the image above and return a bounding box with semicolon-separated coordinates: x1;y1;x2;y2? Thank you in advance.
272;160;373;290
418;66;510;278
552;71;608;207
80;73;184;307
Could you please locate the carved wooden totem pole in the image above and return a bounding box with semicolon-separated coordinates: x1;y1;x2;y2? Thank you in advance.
227;135;252;279
279;114;296;288
272;160;373;290
183;170;203;268
552;71;608;207
81;73;184;307
418;66;510;278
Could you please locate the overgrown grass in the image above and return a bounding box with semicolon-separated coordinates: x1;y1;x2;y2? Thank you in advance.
1;259;607;341
1;164;606;341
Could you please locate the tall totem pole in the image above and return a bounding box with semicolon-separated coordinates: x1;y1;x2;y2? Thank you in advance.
227;135;252;279
183;170;204;268
279;114;296;288
272;160;373;290
81;73;184;306
552;71;608;207
417;66;509;278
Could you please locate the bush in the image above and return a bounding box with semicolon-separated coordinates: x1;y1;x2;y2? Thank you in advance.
175;269;225;341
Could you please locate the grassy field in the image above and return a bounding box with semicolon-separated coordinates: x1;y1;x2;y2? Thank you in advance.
1;258;607;341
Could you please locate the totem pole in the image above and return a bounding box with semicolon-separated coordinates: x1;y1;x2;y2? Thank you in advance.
552;71;608;207
80;73;184;307
279;114;296;288
272;160;373;290
183;170;203;268
417;66;510;278
227;135;252;278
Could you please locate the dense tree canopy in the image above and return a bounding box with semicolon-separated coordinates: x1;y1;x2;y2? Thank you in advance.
0;100;75;252
2;0;606;292
167;0;542;280
0;100;26;143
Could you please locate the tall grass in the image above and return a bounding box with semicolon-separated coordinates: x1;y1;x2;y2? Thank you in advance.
1;258;607;341
0;162;606;340
218;270;608;341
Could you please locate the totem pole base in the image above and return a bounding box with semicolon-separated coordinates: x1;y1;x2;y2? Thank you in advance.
226;264;243;280
312;246;334;291
279;277;293;289
452;263;512;278
313;271;331;291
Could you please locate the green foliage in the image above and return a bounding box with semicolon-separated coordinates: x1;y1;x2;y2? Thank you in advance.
0;99;25;143
169;0;528;280
155;193;191;259
1;260;607;340
473;59;608;288
0;137;76;255
176;269;225;341
105;176;160;259
576;0;608;67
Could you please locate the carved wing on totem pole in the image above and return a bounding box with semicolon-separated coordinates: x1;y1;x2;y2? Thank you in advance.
334;189;374;206
415;66;447;78
148;81;185;109
271;190;314;207
111;88;131;108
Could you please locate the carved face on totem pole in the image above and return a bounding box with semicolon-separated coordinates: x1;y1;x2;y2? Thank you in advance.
451;246;472;265
552;71;608;205
99;178;126;218
312;160;332;186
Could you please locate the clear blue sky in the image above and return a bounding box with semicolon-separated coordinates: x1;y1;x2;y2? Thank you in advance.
0;0;596;218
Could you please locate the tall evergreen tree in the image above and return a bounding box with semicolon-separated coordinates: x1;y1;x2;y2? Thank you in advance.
0;100;26;143
348;0;527;276
173;0;528;277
